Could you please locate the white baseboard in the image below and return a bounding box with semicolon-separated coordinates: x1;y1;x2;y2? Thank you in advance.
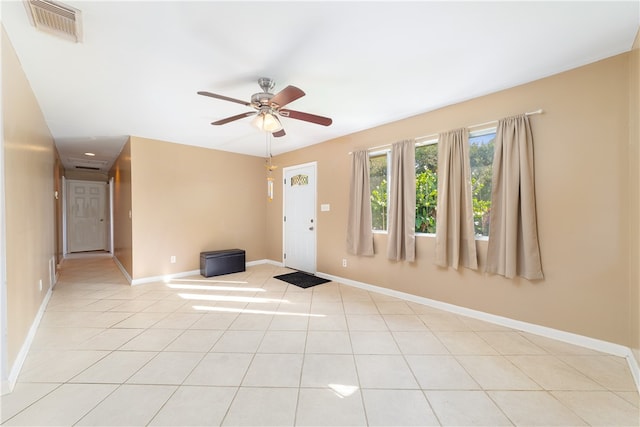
2;287;52;395
129;259;285;286
112;256;132;285
318;271;640;394
252;259;284;267
131;269;201;286
628;350;640;394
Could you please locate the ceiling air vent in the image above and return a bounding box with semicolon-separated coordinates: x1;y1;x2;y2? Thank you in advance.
23;0;82;43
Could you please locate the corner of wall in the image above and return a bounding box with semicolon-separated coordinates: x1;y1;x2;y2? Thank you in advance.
629;26;640;378
0;20;8;398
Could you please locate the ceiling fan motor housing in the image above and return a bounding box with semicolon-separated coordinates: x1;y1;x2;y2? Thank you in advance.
251;92;274;108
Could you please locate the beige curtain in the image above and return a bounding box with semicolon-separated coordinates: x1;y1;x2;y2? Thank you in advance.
346;150;374;256
486;114;543;280
435;129;478;270
387;140;416;261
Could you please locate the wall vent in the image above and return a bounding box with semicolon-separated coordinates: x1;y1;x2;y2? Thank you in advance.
24;0;82;43
75;166;100;171
68;157;108;169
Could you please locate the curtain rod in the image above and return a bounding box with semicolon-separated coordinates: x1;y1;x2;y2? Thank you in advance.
349;109;543;154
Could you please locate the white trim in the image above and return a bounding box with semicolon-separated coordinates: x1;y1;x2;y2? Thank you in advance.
247;259;284;267
262;259;285;267
628;351;640;393
49;256;56;289
65;180;108;253
131;269;200;286
61;176;67;256
128;259;285;286
469;126;498;138
2;287;52;395
318;271;640;394
109;177;114;255
112;256;132;285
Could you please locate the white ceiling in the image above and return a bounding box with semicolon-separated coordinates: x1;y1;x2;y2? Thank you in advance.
2;1;639;173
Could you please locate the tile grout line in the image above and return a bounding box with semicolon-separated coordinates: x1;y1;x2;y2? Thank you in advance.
339;283;370;427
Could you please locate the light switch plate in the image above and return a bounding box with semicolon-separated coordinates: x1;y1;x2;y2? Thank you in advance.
321;204;330;212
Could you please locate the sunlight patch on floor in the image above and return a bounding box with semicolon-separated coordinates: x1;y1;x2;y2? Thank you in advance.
328;383;359;398
167;278;250;285
166;283;265;292
178;293;287;304
192;305;326;317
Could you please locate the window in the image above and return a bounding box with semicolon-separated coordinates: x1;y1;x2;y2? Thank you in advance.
469;130;496;237
369;130;494;238
415;142;438;234
370;152;388;231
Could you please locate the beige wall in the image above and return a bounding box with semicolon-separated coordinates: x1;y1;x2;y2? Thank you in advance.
630;30;640;364
2;27;56;368
129;136;267;279
269;53;633;346
110;138;133;277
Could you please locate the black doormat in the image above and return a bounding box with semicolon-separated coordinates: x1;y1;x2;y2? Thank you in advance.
274;271;331;289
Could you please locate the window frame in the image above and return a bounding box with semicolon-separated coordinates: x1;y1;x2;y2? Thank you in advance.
368;127;497;241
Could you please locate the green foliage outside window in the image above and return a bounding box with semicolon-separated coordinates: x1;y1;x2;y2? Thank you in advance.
469;133;495;237
415;144;438;233
370;154;388;230
369;132;495;237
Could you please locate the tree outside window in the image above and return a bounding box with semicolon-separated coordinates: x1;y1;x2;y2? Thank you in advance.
469;131;495;237
370;153;388;231
369;130;495;238
415;143;438;234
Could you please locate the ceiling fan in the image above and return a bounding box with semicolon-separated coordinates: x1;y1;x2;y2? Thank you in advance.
198;77;332;137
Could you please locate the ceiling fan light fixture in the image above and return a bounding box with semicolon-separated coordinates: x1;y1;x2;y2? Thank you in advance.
253;111;282;133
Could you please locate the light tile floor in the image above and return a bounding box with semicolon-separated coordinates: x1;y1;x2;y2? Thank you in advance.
1;256;639;426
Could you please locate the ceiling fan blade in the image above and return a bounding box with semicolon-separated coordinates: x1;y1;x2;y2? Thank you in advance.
211;111;256;125
272;129;286;138
198;91;251;107
269;85;305;108
279;109;332;126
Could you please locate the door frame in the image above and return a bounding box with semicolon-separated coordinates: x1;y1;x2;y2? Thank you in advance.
109;177;114;255
0;64;7;393
62;176;67;256
282;161;318;273
64;179;111;255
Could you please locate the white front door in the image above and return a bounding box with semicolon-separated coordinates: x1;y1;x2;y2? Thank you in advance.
283;163;317;273
67;180;107;253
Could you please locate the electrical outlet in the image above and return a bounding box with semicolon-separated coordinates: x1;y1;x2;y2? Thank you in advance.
39;279;42;291
342;259;347;267
170;256;176;263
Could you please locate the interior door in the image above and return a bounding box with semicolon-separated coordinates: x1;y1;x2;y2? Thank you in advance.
284;163;317;273
67;180;107;253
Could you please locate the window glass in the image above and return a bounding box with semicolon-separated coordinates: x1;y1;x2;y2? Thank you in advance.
469;131;495;237
369;153;388;231
369;131;494;239
415;143;438;234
